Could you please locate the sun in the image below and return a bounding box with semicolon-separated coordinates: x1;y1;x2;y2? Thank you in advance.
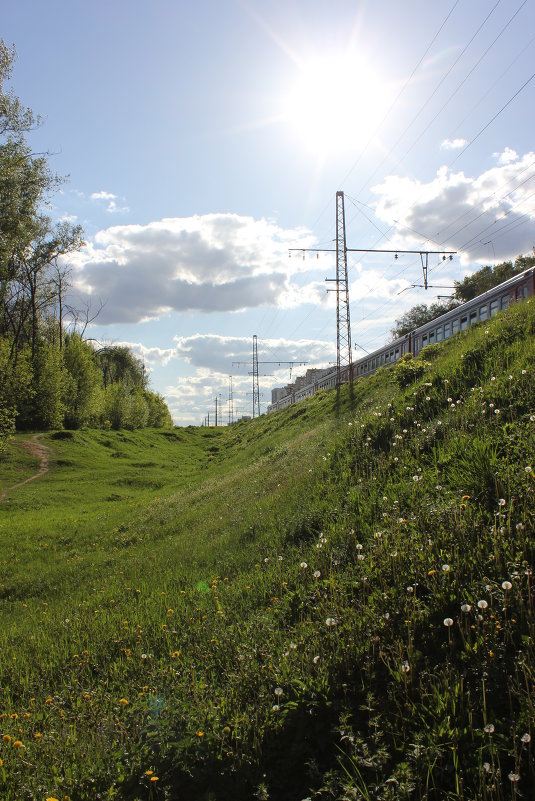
284;51;393;157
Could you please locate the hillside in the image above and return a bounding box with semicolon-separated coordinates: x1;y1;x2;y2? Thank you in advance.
0;299;534;800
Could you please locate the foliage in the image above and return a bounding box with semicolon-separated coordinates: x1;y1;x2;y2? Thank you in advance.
0;298;534;800
390;300;457;339
454;253;535;302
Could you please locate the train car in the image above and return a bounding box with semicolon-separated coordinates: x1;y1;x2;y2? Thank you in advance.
412;267;535;355
353;333;411;380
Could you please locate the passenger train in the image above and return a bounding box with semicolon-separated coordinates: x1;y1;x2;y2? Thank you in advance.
267;267;535;413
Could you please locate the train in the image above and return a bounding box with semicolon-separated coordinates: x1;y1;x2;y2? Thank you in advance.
267;266;535;413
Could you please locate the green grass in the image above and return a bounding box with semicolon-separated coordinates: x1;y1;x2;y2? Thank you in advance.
0;301;534;800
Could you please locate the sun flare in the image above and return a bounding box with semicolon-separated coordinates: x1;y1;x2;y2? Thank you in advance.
284;51;393;156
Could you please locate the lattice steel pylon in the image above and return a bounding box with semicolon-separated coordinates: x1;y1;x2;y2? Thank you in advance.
335;191;352;385
252;334;260;418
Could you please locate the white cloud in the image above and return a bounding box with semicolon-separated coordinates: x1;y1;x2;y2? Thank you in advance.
67;213;322;324
90;190;129;214
441;138;468;150
371;150;535;264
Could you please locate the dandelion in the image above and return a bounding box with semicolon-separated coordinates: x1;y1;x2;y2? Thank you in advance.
484;723;495;734
313;570;321;579
2;734;10;743
442;564;450;572
196;731;204;737
312;655;320;665
478;600;488;610
508;772;520;782
461;604;472;613
401;662;410;673
150;776;159;782
325;617;337;627
521;732;531;743
300;562;308;569
525;466;532;473
443;618;454;627
274;687;283;697
145;770;154;776
498;498;506;507
272;704;280;712
502;581;512;591
119;698;128;705
13;739;23;748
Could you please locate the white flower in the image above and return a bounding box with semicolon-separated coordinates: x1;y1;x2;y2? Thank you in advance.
521;732;531;743
401;662;410;673
274;687;283;697
313;570;321;579
272;704;280;712
484;723;495;734
312;655;320;665
325;617;337;627
498;498;506;507
502;581;512;591
461;604;472;613
300;562;308;569
508;772;520;782
477;600;488;610
442;564;450;572
525;466;532;473
443;618;454;627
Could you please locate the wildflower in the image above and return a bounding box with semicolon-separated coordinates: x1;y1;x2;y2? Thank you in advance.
325;617;337;627
401;662;410;673
274;687;283;697
502;581;512;591
442;564;450;572
461;604;472;613
483;762;491;773
196;731;204;737
13;739;23;748
312;655;320;664
498;498;506;506
119;698;128;705
272;704;280;712
145;770;154;776
313;570;321;578
484;723;495;734
443;618;454;628
356;543;363;550
525;465;532;473
477;600;488;610
300;562;308;569
150;776;159;782
521;733;531;743
508;772;520;782
46;798;60;801
2;734;11;743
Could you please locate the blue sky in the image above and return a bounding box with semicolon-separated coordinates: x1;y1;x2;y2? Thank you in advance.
3;0;535;424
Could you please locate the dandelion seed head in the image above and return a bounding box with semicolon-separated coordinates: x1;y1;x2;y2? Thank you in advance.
477;600;488;609
484;723;495;734
325;617;337;627
502;581;512;591
274;687;283;697
461;604;472;613
508;772;520;782
443;618;454;627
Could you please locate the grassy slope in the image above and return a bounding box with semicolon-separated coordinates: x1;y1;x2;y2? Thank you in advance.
0;300;534;800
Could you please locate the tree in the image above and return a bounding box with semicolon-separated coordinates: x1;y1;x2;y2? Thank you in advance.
391;300;457;339
62;334;102;428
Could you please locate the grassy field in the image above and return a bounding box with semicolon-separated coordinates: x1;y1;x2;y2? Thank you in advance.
0;300;534;800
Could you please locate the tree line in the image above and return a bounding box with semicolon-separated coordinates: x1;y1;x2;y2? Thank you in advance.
0;42;172;453
391;252;535;339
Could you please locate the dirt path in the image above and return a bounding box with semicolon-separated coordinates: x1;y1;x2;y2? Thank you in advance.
0;434;51;502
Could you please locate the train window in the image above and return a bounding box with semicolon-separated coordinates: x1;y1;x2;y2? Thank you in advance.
395;348;400;360
452;319;460;334
384;352;389;363
470;310;478;325
444;321;451;339
436;326;443;342
516;287;523;300
490;299;499;316
422;334;428;348
523;285;528;298
429;330;435;343
460;315;468;330
501;294;510;309
479;305;488;321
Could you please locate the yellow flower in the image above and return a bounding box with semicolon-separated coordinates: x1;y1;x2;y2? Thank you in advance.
172;651;180;658
150;776;159;782
0;758;2;766
145;770;153;776
196;731;204;737
13;739;23;748
119;698;129;705
167;609;174;615
46;798;59;801
2;734;11;743
34;732;42;739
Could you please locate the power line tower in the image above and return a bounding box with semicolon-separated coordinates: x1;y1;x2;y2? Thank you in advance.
326;191;352;386
228;376;234;426
252;335;260;418
233;335;308;418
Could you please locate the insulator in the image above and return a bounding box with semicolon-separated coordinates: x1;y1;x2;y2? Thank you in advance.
449;255;453;261
443;255;446;261
394;253;398;260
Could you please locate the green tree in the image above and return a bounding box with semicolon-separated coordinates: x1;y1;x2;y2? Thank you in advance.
62;334;102;428
391;300;457;339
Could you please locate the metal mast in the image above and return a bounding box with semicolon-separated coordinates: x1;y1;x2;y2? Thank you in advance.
252;334;260;418
228;376;234;426
335;191;352;385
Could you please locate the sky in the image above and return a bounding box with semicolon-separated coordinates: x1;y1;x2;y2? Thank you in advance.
3;0;535;424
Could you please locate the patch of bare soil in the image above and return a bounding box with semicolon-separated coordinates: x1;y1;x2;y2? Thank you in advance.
0;434;51;501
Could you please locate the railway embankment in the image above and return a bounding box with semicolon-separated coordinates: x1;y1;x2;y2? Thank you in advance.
0;299;534;800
